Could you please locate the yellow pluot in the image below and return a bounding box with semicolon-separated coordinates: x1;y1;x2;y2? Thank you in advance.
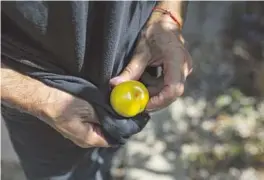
110;80;149;117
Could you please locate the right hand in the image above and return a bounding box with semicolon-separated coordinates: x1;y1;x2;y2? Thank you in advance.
42;88;109;148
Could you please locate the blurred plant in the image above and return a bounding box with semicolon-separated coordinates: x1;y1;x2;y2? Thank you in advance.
177;88;264;179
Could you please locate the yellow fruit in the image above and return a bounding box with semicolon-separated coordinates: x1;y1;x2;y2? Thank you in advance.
110;80;149;117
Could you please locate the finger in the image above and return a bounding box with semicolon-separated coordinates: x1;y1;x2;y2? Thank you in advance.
141;71;162;86
54;120;109;148
183;47;193;76
110;38;151;85
84;123;110;147
140;72;164;97
146;83;184;111
146;46;189;111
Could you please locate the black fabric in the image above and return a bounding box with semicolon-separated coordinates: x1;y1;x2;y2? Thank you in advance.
1;1;156;145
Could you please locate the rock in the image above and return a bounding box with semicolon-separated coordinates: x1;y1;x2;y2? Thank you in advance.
145;154;173;172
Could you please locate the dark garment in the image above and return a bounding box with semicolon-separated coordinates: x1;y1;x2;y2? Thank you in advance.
1;1;156;179
1;1;155;145
2;105;119;180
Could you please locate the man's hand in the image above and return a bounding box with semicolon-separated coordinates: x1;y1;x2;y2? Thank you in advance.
110;4;192;111
1;63;109;148
43;89;109;148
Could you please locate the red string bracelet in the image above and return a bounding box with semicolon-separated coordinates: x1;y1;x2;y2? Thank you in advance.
152;7;182;30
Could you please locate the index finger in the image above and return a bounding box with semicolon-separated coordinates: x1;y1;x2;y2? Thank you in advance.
110;37;151;86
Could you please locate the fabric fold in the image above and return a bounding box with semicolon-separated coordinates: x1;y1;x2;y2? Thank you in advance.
1;34;150;146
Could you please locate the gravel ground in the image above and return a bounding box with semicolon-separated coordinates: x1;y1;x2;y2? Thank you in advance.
2;2;264;180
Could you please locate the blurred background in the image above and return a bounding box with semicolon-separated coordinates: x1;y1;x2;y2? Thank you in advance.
2;1;264;180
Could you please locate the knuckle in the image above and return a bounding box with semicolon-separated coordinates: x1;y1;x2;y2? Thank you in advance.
175;84;185;97
123;66;133;79
183;49;193;73
83;134;94;146
78;143;88;148
72;139;89;148
81;140;93;148
73;137;90;148
170;84;184;98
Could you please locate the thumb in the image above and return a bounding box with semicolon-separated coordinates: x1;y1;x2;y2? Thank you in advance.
110;38;151;85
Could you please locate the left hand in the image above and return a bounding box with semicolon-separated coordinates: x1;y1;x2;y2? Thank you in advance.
110;20;193;112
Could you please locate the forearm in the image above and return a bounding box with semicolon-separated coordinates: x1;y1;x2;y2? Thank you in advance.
148;1;189;29
1;62;54;119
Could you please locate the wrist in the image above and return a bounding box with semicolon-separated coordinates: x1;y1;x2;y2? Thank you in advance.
144;19;185;46
1;65;56;120
27;85;57;122
154;8;182;29
148;1;189;31
41;87;74;123
146;8;183;37
148;12;181;29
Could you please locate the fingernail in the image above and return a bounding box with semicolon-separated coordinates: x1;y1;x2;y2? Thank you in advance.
110;77;124;85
